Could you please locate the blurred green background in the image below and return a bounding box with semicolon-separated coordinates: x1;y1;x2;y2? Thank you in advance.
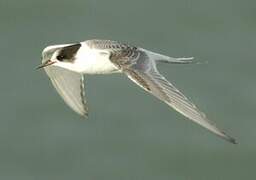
0;0;255;179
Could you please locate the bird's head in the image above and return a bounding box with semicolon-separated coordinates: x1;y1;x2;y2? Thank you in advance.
37;43;81;69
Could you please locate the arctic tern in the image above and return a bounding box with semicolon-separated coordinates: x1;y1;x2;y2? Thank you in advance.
38;39;236;144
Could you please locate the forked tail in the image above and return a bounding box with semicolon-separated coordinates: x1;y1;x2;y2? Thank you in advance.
159;56;194;64
140;48;196;64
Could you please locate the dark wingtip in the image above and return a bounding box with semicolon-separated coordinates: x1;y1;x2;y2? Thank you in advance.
82;112;89;119
227;136;237;144
222;131;237;144
229;137;237;144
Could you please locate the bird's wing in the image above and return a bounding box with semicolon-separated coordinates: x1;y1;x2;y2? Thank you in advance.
44;65;88;117
95;41;236;143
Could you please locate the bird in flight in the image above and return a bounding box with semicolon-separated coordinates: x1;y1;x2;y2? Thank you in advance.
38;39;236;144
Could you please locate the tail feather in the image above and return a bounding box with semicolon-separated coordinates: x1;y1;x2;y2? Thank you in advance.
160;57;194;64
140;48;195;64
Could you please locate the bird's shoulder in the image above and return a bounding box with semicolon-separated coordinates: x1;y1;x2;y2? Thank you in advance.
83;39;137;51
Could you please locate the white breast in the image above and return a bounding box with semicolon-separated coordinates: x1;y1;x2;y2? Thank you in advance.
74;44;119;74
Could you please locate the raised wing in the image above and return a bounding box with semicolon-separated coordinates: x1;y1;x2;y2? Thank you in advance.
44;66;88;117
103;43;236;143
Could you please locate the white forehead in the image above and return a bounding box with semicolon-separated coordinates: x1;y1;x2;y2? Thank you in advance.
42;43;75;63
42;43;73;54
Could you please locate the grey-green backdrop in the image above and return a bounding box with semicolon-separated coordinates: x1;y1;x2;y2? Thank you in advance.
0;0;255;179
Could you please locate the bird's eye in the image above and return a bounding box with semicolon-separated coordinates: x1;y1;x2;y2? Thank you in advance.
56;55;66;61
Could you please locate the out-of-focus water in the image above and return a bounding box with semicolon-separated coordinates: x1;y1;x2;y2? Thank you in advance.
0;0;255;179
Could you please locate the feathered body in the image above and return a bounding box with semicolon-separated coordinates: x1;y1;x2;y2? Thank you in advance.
39;39;236;144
